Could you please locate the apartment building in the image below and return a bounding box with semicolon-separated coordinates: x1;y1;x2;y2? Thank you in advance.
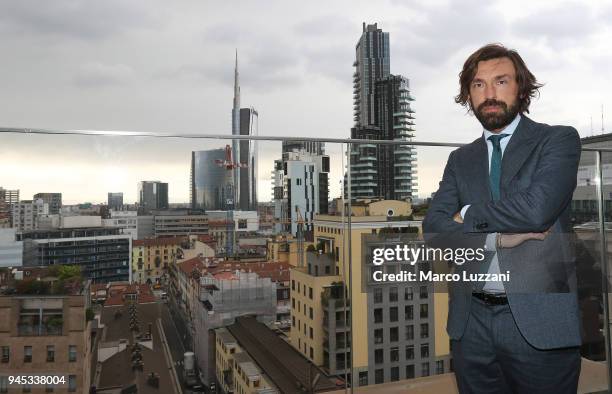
0;267;92;393
131;236;184;285
289;199;450;388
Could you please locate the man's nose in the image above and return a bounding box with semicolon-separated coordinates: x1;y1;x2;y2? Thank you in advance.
484;83;496;99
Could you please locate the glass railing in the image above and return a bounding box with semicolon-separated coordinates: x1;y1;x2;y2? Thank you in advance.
1;127;611;393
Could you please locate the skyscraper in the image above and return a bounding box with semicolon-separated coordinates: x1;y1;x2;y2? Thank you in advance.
191;149;235;211
138;181;168;213
231;51;258;211
349;23;418;201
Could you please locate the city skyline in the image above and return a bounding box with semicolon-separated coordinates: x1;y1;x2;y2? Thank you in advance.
1;0;611;204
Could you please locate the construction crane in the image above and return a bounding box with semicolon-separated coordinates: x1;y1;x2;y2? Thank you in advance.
213;144;247;258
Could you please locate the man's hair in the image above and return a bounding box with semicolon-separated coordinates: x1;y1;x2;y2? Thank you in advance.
455;43;543;114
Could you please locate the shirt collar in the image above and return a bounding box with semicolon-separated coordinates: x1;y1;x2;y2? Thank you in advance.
483;113;521;140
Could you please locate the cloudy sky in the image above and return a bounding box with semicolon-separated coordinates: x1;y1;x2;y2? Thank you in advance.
1;0;611;204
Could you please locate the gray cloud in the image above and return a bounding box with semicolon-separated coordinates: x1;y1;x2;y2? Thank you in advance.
513;2;599;50
74;62;134;87
0;0;160;41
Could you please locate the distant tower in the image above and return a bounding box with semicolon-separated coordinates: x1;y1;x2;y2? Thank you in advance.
231;51;241;209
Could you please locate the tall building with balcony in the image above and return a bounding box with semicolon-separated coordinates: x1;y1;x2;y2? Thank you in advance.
272;150;330;236
289;200;450;388
138;181;168;213
0;267;92;393
349;23;417;201
33;193;62;215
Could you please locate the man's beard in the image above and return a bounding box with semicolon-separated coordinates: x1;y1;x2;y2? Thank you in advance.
473;99;519;131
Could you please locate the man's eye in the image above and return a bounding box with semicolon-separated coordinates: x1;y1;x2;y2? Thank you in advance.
472;82;483;88
497;80;507;85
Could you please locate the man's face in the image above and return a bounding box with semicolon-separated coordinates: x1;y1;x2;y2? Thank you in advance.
468;57;520;132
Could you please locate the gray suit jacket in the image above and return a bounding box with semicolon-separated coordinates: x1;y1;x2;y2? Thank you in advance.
423;115;582;350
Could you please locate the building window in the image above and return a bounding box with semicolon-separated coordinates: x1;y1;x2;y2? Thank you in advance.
24;346;32;363
310;347;314;359
359;372;368;386
390;347;399;362
390;366;399;382
309;287;313;299
47;345;55;362
292;280;295;290
389;286;398;302
375;349;384;364
389;307;398;322
374;288;383;303
405;345;414;360
292;316;295;327
374;369;384;384
68;375;76;392
374;328;384;344
374;308;383;323
405;325;414;341
420;285;428;299
309;307;313;320
23;383;32;393
420;304;429;319
406;364;415;379
421;323;429;339
292;298;295;308
0;376;7;393
436;360;444;374
405;305;413;320
68;345;77;362
1;346;8;363
309;327;313;339
404;287;413;301
421;343;429;358
422;362;430;377
390;327;399;342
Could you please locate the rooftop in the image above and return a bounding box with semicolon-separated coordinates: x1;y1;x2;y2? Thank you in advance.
226;316;341;393
97;302;175;394
133;236;186;247
0;265;87;296
177;257;291;283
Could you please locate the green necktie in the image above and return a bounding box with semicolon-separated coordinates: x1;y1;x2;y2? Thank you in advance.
474;133;509;290
488;134;509;200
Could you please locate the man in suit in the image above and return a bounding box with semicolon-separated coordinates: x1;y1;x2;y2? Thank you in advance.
423;44;582;393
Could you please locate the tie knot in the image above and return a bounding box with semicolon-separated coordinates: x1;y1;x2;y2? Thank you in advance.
487;133;509;148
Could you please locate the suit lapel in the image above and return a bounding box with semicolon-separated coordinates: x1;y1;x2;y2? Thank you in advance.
465;136;492;202
501;115;539;188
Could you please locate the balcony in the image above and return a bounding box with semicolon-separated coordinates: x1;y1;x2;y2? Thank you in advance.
5;126;612;393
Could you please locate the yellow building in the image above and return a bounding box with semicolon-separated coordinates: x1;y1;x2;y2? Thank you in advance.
289;199;450;387
215;327;278;394
131;236;184;285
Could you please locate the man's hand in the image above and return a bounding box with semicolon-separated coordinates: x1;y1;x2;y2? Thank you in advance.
453;211;463;224
498;229;551;248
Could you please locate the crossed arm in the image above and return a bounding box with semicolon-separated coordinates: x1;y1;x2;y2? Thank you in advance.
423;127;581;249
